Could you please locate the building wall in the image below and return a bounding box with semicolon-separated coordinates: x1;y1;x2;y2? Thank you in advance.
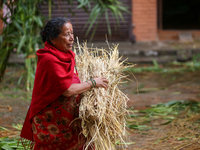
132;0;157;42
40;0;130;41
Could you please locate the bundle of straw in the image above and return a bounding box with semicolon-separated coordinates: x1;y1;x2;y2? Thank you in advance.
74;40;133;150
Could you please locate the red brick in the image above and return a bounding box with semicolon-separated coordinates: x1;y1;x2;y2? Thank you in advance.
132;0;157;42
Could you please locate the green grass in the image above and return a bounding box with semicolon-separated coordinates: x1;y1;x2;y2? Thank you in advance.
127;100;200;130
125;60;200;73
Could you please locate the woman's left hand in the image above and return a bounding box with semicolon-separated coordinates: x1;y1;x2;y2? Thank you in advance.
93;77;109;89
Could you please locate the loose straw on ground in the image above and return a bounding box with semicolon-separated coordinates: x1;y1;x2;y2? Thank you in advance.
139;112;200;150
74;39;134;150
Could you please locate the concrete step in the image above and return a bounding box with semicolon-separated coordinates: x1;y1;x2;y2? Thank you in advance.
120;49;200;63
8;42;200;64
87;41;200;63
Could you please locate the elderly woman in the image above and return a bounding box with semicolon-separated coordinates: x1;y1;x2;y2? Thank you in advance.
20;17;109;150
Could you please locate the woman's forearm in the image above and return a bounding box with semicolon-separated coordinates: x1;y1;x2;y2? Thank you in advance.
63;77;109;97
62;82;92;97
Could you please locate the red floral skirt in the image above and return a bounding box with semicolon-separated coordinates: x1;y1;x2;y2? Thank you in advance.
31;95;86;150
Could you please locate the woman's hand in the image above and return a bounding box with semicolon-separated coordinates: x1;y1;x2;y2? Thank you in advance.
93;77;109;89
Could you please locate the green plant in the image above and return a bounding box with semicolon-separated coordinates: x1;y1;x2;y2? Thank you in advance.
0;0;129;91
0;0;44;91
0;125;29;150
141;100;199;124
0;137;24;150
47;0;129;40
192;53;200;69
125;59;200;73
66;0;130;40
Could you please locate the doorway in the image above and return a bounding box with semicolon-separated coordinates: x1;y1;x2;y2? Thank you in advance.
158;0;200;30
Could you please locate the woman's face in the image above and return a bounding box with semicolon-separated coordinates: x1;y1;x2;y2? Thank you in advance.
51;22;74;52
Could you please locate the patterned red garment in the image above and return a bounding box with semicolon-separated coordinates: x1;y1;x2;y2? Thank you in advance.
32;73;85;150
20;42;86;149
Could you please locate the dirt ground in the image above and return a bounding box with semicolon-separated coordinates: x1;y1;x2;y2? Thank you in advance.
120;70;200;149
122;71;200;110
0;66;200;149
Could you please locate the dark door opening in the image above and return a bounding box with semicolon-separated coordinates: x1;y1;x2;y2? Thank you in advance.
160;0;200;30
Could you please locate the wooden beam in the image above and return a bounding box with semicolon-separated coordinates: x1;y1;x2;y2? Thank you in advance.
157;0;162;29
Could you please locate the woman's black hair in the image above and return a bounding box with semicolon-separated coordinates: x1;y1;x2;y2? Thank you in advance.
40;17;71;44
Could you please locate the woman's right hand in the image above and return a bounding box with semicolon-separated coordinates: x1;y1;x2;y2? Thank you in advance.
93;77;109;89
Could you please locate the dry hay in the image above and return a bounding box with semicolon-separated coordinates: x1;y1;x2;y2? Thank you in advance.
74;40;134;150
139;114;200;150
0;126;20;138
0;105;12;112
